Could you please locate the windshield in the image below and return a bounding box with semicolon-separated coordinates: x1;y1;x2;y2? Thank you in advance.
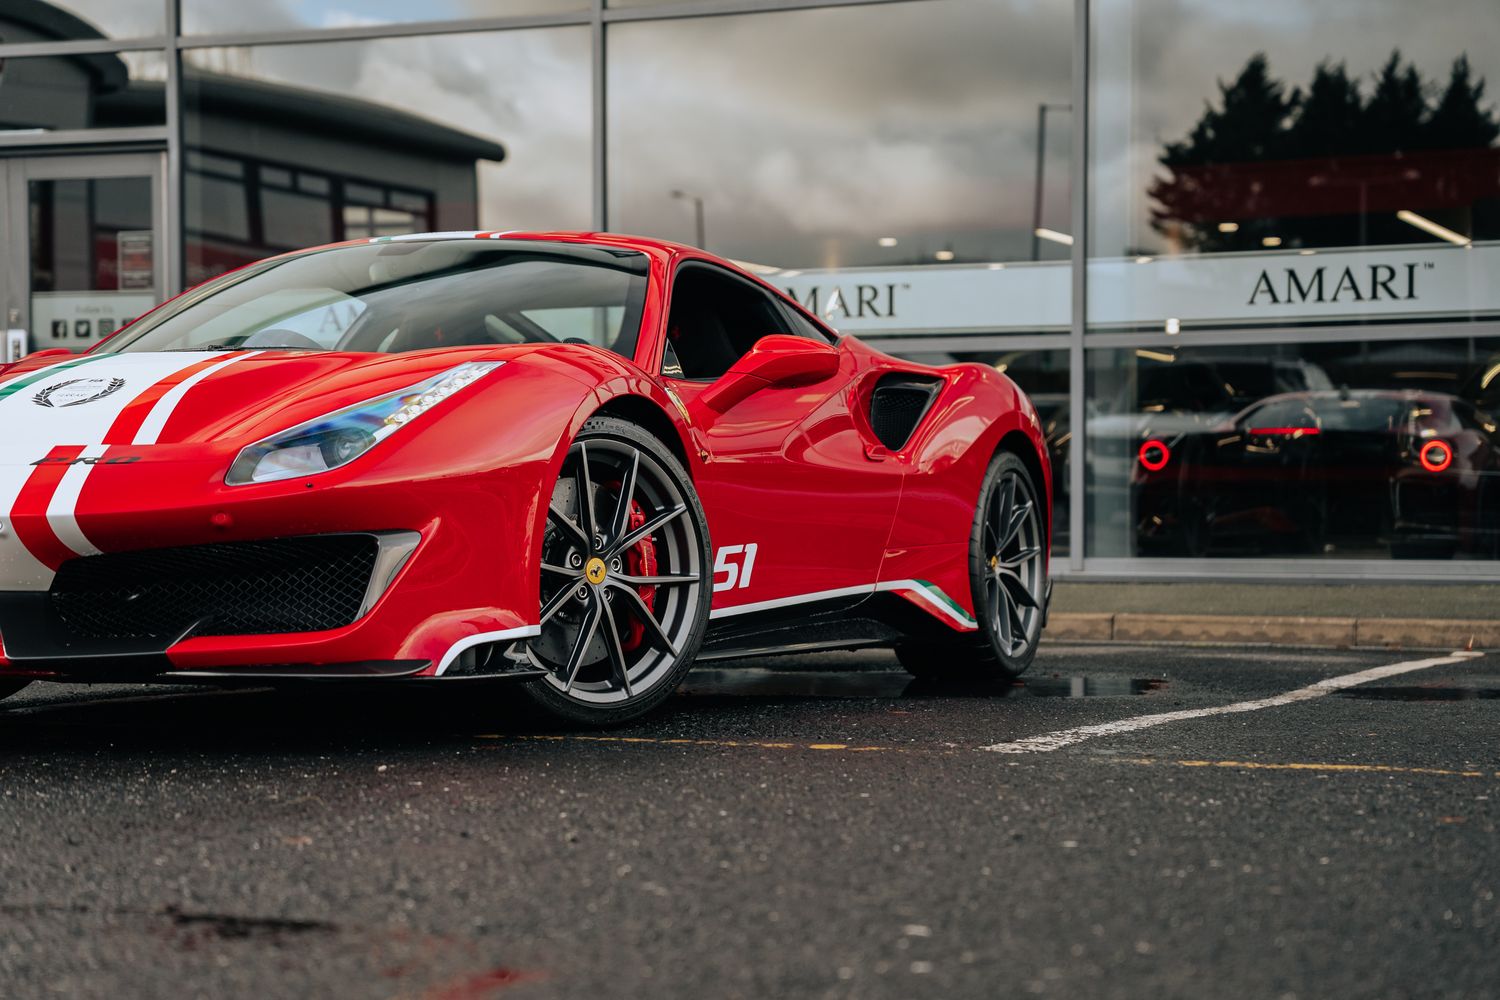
102;240;650;358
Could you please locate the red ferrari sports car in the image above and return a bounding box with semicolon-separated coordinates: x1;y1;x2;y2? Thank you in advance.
0;232;1051;724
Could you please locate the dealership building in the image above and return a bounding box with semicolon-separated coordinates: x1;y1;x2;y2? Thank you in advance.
1;0;1496;582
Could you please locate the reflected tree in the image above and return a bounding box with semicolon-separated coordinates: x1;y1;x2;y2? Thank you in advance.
1151;52;1500;252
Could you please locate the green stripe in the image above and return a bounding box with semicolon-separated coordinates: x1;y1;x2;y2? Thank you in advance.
914;579;978;625
0;353;110;402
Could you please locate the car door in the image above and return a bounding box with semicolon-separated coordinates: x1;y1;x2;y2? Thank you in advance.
658;262;903;615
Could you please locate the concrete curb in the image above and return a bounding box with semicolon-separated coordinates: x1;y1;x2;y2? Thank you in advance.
1047;612;1497;651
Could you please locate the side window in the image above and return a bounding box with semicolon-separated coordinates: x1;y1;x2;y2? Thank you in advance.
777;302;837;344
663;265;791;381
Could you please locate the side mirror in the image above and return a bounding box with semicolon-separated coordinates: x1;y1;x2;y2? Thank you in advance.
699;335;839;413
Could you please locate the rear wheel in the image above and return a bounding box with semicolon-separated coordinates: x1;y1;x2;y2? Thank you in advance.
0;680;31;705
897;451;1045;681
519;416;711;726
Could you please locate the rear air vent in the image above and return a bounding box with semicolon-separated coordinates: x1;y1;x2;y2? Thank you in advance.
869;374;943;450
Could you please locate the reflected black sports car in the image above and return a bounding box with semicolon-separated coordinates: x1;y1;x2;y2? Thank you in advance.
1132;389;1500;558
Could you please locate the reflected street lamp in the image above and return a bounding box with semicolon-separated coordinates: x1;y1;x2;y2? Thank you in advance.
671;189;706;250
1031;102;1072;261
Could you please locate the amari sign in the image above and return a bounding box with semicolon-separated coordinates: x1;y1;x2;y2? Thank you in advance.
779;242;1494;335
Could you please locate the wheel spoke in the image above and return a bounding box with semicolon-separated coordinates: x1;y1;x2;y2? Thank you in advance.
992;476;1015;552
1005;589;1029;650
609;450;641;548
547;505;589;551
998;567;1039;609
999;544;1041;570
574;442;598;542
600;598;634;698
1000;498;1033;552
609;503;687;557
539;582;581;626
993;575;1013;648
562;592;602;694
611;572;698;587
606;581;680;659
542;562;583;579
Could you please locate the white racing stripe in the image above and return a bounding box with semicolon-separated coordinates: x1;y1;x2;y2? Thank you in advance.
133;350;262;444
46;444;109;558
982;650;1485;754
0;352;239;590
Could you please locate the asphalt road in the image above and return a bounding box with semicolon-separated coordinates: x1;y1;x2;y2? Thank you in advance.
1;643;1497;1000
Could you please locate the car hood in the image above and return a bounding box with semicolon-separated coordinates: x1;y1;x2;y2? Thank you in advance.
0;347;537;459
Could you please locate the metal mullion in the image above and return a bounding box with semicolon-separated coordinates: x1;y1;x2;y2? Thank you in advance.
0;37;169;58
601;0;936;24
1066;0;1088;574
1073;557;1500;584
0;128;171;149
1085;319;1500;351
166;0;184;296
167;0;933;49
592;0;608;231
176;13;592;50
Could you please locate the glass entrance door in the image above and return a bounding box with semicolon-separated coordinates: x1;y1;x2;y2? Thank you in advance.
1;153;167;362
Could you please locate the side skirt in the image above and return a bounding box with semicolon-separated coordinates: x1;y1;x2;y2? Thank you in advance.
700;591;971;661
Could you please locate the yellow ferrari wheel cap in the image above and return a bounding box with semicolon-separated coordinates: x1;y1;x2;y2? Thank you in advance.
585;557;608;585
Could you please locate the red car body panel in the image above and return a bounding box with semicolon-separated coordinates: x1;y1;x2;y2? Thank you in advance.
0;232;1050;679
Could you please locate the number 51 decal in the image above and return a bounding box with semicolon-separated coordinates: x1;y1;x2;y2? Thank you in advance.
713;543;759;593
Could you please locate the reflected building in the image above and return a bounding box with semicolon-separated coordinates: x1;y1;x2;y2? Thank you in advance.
0;0;1497;581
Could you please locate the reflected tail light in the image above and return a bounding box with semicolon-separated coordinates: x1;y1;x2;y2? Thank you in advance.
1138;439;1171;471
1419;439;1453;472
1248;426;1320;437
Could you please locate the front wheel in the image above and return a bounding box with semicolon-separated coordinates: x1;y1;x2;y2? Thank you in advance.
519;416;712;726
897;451;1046;681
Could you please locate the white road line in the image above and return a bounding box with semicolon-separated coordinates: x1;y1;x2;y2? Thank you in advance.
981;650;1485;754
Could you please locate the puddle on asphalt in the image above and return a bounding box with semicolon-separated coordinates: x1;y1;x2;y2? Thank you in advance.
679;669;1165;700
1021;676;1167;698
1337;686;1500;702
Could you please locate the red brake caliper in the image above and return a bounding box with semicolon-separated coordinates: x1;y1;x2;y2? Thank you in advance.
621;500;658;653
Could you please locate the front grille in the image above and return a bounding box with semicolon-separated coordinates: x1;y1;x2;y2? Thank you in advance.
50;535;379;640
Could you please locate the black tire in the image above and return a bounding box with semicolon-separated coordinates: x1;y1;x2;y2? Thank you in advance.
519;416;712;726
896;451;1046;681
0;679;32;705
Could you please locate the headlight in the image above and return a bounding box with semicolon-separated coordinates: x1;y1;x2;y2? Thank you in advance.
226;361;502;485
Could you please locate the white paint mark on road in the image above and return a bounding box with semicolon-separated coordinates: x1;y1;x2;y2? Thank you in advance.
981;651;1485;754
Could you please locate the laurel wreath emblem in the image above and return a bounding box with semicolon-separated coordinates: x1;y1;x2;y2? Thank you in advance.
33;377;127;408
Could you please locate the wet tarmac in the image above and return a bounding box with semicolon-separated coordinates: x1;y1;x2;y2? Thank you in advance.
1;643;1496;1000
681;668;1167;700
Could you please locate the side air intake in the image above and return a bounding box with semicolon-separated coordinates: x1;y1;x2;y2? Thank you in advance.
869;374;943;451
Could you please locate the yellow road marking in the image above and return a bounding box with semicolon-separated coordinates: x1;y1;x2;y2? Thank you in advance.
474;735;1497;778
1113;757;1494;779
476;734;906;754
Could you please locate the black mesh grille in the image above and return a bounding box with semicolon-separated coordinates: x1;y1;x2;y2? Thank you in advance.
50;535;379;640
870;376;942;450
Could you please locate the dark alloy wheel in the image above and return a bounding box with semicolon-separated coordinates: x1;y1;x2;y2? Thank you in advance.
520;416;711;725
897;451;1046;681
0;680;31;705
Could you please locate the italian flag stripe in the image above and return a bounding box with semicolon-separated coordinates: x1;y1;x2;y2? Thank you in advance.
0;354;110;403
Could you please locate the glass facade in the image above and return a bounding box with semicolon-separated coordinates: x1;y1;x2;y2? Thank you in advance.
0;0;1496;580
